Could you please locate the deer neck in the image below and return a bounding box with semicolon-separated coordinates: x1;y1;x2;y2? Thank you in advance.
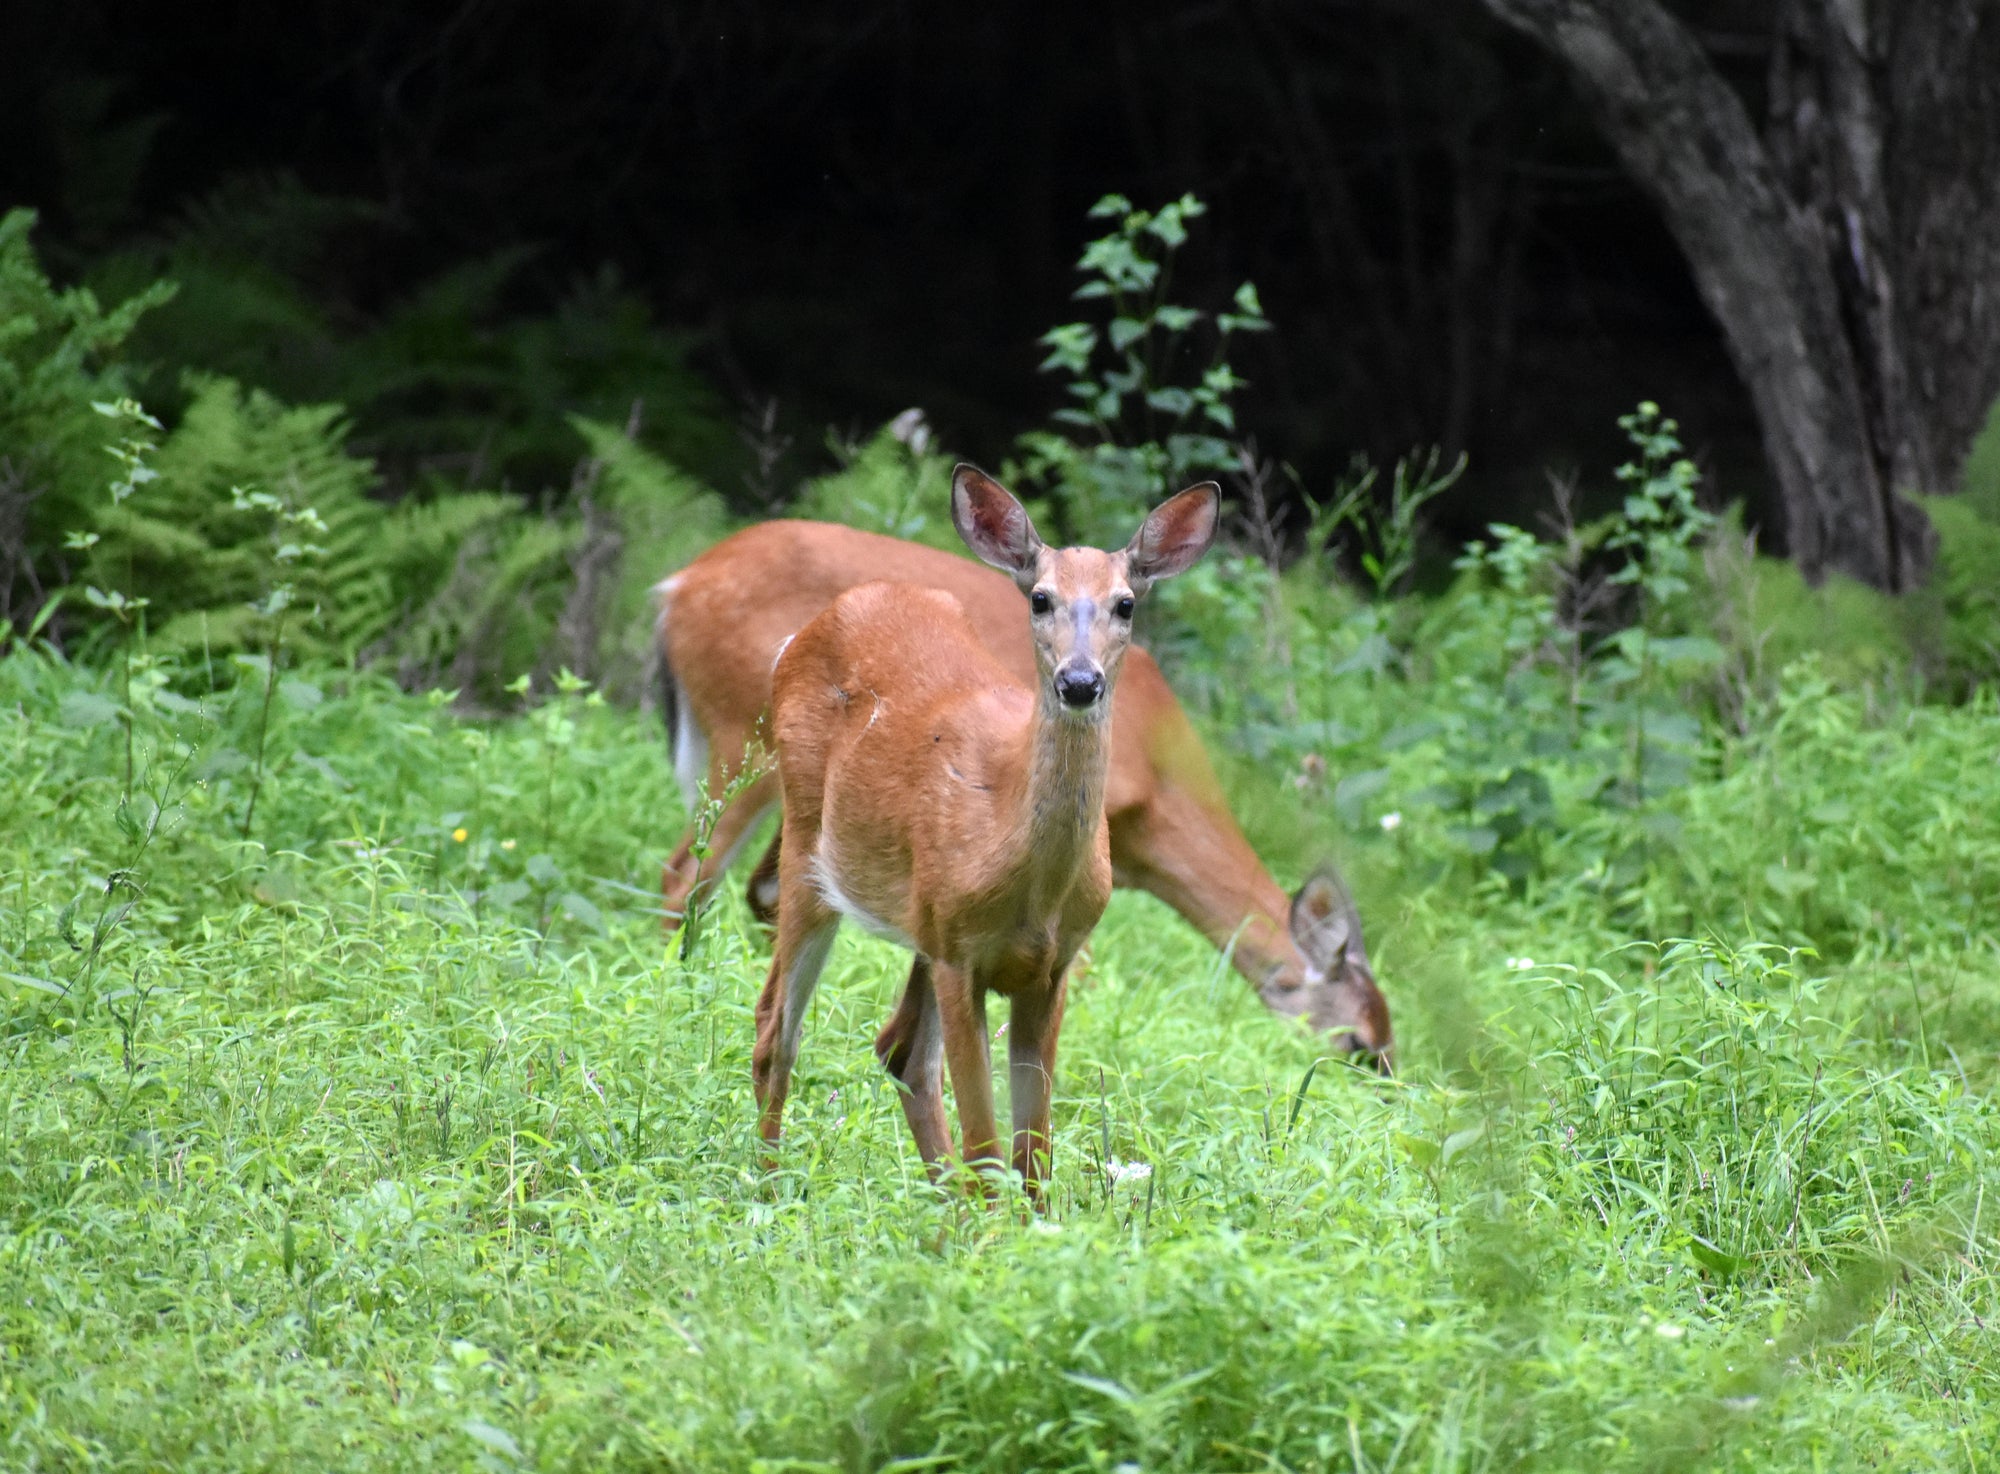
1010;689;1111;900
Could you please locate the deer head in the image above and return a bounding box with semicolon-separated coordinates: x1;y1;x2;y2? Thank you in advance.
951;463;1219;721
1281;869;1393;1070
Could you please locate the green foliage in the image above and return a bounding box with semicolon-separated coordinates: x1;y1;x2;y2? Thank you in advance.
1917;493;2000;689
1309;446;1466;598
4;205;767;698
1019;193;1269;541
0;208;172;627
2;209;582;688
1959;389;2000;520
394;513;579;700
1701;521;1913;691
1605;401;1715;614
1193;405;1731;891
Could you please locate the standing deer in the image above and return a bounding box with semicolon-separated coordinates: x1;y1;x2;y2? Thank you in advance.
753;466;1216;1195
654;517;1392;1067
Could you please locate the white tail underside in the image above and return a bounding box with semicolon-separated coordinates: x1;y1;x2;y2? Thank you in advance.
654;574;711;809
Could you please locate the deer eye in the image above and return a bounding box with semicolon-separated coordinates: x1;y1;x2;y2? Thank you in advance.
1029;589;1053;615
1113;595;1135;620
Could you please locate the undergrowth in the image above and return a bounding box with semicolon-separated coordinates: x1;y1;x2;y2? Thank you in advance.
1;623;1996;1470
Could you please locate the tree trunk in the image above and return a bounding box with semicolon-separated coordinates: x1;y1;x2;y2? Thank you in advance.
1478;0;2000;592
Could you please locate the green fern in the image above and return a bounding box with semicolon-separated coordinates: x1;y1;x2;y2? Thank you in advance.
371;490;540;687
80;376;392;660
407;517;575;695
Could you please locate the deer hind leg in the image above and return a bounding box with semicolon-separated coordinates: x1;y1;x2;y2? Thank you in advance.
933;962;1001;1188
874;956;949;1167
743;830;783;927
1007;972;1070;1207
752;891;837;1150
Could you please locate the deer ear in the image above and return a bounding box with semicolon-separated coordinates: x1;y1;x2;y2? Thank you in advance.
952;463;1043;585
1126;482;1219;591
1290;868;1368;972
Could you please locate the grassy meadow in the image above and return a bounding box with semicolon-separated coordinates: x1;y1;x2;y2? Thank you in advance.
3;613;1998;1472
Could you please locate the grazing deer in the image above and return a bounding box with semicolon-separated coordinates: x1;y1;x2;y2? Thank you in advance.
654;522;1392;1068
752;466;1217;1195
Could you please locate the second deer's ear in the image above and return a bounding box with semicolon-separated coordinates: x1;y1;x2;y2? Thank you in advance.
1127;482;1220;591
1290;868;1367;971
951;464;1043;586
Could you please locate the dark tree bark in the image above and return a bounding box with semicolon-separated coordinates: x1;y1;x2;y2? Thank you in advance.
1478;0;2000;592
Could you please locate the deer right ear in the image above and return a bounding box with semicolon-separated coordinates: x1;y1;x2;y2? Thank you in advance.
951;463;1043;586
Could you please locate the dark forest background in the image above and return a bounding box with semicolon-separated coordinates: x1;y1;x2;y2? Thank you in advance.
0;0;1776;546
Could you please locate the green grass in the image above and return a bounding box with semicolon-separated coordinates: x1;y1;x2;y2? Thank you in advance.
2;647;1998;1471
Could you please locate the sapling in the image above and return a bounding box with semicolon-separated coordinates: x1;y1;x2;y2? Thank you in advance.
74;398;162;805
1022;192;1268;540
229;483;330;838
41;399;198;1023
1602;403;1716;809
676;742;770;963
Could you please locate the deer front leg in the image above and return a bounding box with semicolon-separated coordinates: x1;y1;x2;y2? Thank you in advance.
1008;972;1069;1206
934;962;1001;1189
874;956;950;1168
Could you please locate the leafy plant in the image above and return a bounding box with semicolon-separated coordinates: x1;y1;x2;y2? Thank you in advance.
1018;193;1269;541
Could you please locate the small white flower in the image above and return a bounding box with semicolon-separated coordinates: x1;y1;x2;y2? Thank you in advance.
1379;811;1403;833
1506;956;1537;972
888;407;932;455
1106;1158;1153;1187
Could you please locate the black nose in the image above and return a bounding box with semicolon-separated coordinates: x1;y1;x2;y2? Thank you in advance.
1055;668;1104;708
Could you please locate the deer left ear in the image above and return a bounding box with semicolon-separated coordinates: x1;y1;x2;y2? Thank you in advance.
952;463;1043;587
1126;482;1220;592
